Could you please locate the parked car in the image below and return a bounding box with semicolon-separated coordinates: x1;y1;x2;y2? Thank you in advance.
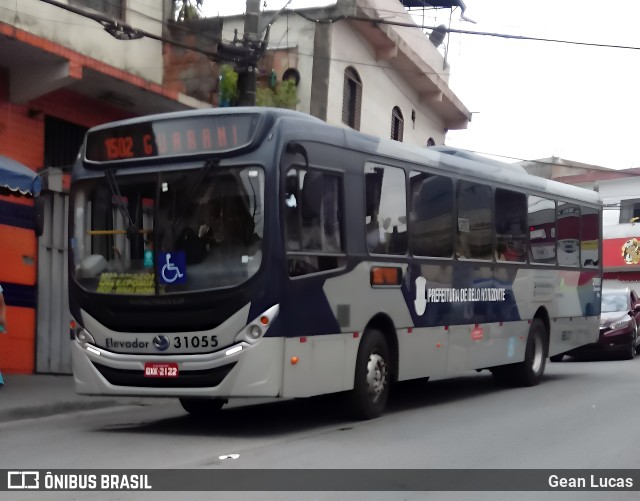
551;287;640;361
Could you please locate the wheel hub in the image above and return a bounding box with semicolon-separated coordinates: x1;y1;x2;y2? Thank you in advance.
531;334;543;373
366;353;387;402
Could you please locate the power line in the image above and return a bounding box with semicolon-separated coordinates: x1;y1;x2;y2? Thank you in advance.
290;10;640;51
37;0;222;59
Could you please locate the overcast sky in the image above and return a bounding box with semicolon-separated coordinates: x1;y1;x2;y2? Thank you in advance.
204;1;640;169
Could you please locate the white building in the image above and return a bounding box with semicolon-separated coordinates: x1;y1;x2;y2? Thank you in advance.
219;0;471;145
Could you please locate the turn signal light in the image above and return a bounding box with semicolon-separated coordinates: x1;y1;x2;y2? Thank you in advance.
370;266;402;286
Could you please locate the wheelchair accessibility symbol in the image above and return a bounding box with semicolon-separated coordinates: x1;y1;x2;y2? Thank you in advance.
158;252;186;285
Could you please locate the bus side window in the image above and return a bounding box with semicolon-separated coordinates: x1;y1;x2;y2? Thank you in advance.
557;202;580;267
301;171;324;250
456;181;493;260
364;163;407;255
284;170;302;251
285;167;345;277
409;172;453;257
580;205;599;268
494;188;527;262
528;195;556;264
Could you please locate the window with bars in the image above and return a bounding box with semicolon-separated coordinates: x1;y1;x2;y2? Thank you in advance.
44;116;88;171
69;0;124;19
391;106;404;142
342;67;362;131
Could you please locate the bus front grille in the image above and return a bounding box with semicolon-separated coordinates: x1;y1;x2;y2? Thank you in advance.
91;362;237;388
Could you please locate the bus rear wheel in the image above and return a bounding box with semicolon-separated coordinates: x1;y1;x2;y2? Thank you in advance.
179;397;226;417
492;318;548;387
349;329;391;420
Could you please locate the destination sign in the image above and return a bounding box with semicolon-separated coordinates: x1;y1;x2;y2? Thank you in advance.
85;113;260;163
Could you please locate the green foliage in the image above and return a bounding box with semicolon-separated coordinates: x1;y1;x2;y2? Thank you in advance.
257;80;298;109
219;65;238;106
218;65;299;109
174;0;203;21
256;87;274;107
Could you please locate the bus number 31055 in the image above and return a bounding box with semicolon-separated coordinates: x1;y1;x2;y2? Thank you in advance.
173;335;219;349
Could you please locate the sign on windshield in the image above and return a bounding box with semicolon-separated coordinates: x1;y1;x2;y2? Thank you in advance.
84;113;260;163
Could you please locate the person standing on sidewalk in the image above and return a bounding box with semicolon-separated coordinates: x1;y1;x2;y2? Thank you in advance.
0;284;6;386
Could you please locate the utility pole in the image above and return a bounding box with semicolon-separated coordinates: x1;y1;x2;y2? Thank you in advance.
236;0;261;106
217;0;287;107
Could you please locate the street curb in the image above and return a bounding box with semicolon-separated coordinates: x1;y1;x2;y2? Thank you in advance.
0;399;148;423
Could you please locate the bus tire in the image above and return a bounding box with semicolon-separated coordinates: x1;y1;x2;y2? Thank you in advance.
349;329;390;420
492;318;547;387
179;397;226;417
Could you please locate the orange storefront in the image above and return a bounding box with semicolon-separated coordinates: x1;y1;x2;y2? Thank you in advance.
0;194;38;373
0;76;130;373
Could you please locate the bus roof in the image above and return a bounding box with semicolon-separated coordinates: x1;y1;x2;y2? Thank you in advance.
84;106;324;133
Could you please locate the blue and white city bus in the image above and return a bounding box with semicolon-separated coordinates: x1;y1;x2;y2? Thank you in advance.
68;107;602;419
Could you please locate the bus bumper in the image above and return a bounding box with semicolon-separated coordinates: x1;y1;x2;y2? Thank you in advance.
70;337;284;398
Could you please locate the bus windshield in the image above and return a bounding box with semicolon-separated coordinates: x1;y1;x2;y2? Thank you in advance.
70;166;264;295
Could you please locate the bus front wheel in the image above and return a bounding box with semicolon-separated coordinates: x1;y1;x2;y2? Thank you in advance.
349;329;391;420
492;318;548;387
179;397;226;417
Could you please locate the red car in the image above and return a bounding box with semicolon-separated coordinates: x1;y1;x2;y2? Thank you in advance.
553;287;640;361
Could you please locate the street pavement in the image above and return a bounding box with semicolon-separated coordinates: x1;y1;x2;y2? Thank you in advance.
0;374;168;423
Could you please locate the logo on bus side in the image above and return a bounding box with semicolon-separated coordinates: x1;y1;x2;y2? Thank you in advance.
414;277;507;316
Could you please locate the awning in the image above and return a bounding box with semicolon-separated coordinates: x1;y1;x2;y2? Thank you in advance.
0;155;42;197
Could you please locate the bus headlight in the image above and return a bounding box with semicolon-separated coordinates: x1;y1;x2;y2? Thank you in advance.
77;329;96;345
234;304;280;345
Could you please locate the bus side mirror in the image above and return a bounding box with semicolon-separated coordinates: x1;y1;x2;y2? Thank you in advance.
34;196;44;237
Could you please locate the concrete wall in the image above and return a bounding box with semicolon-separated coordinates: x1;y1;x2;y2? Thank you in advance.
2;0;164;83
327;21;446;145
363;0;451;83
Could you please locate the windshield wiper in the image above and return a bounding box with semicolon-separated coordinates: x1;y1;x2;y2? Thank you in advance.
105;168;138;238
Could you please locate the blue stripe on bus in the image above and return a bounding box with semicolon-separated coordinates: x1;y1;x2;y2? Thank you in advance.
1;282;37;309
0;200;35;230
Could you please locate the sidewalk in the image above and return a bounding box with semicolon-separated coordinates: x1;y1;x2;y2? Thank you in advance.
0;374;165;423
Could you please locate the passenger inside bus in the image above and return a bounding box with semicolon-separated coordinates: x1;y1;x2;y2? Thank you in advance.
197;176;255;251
